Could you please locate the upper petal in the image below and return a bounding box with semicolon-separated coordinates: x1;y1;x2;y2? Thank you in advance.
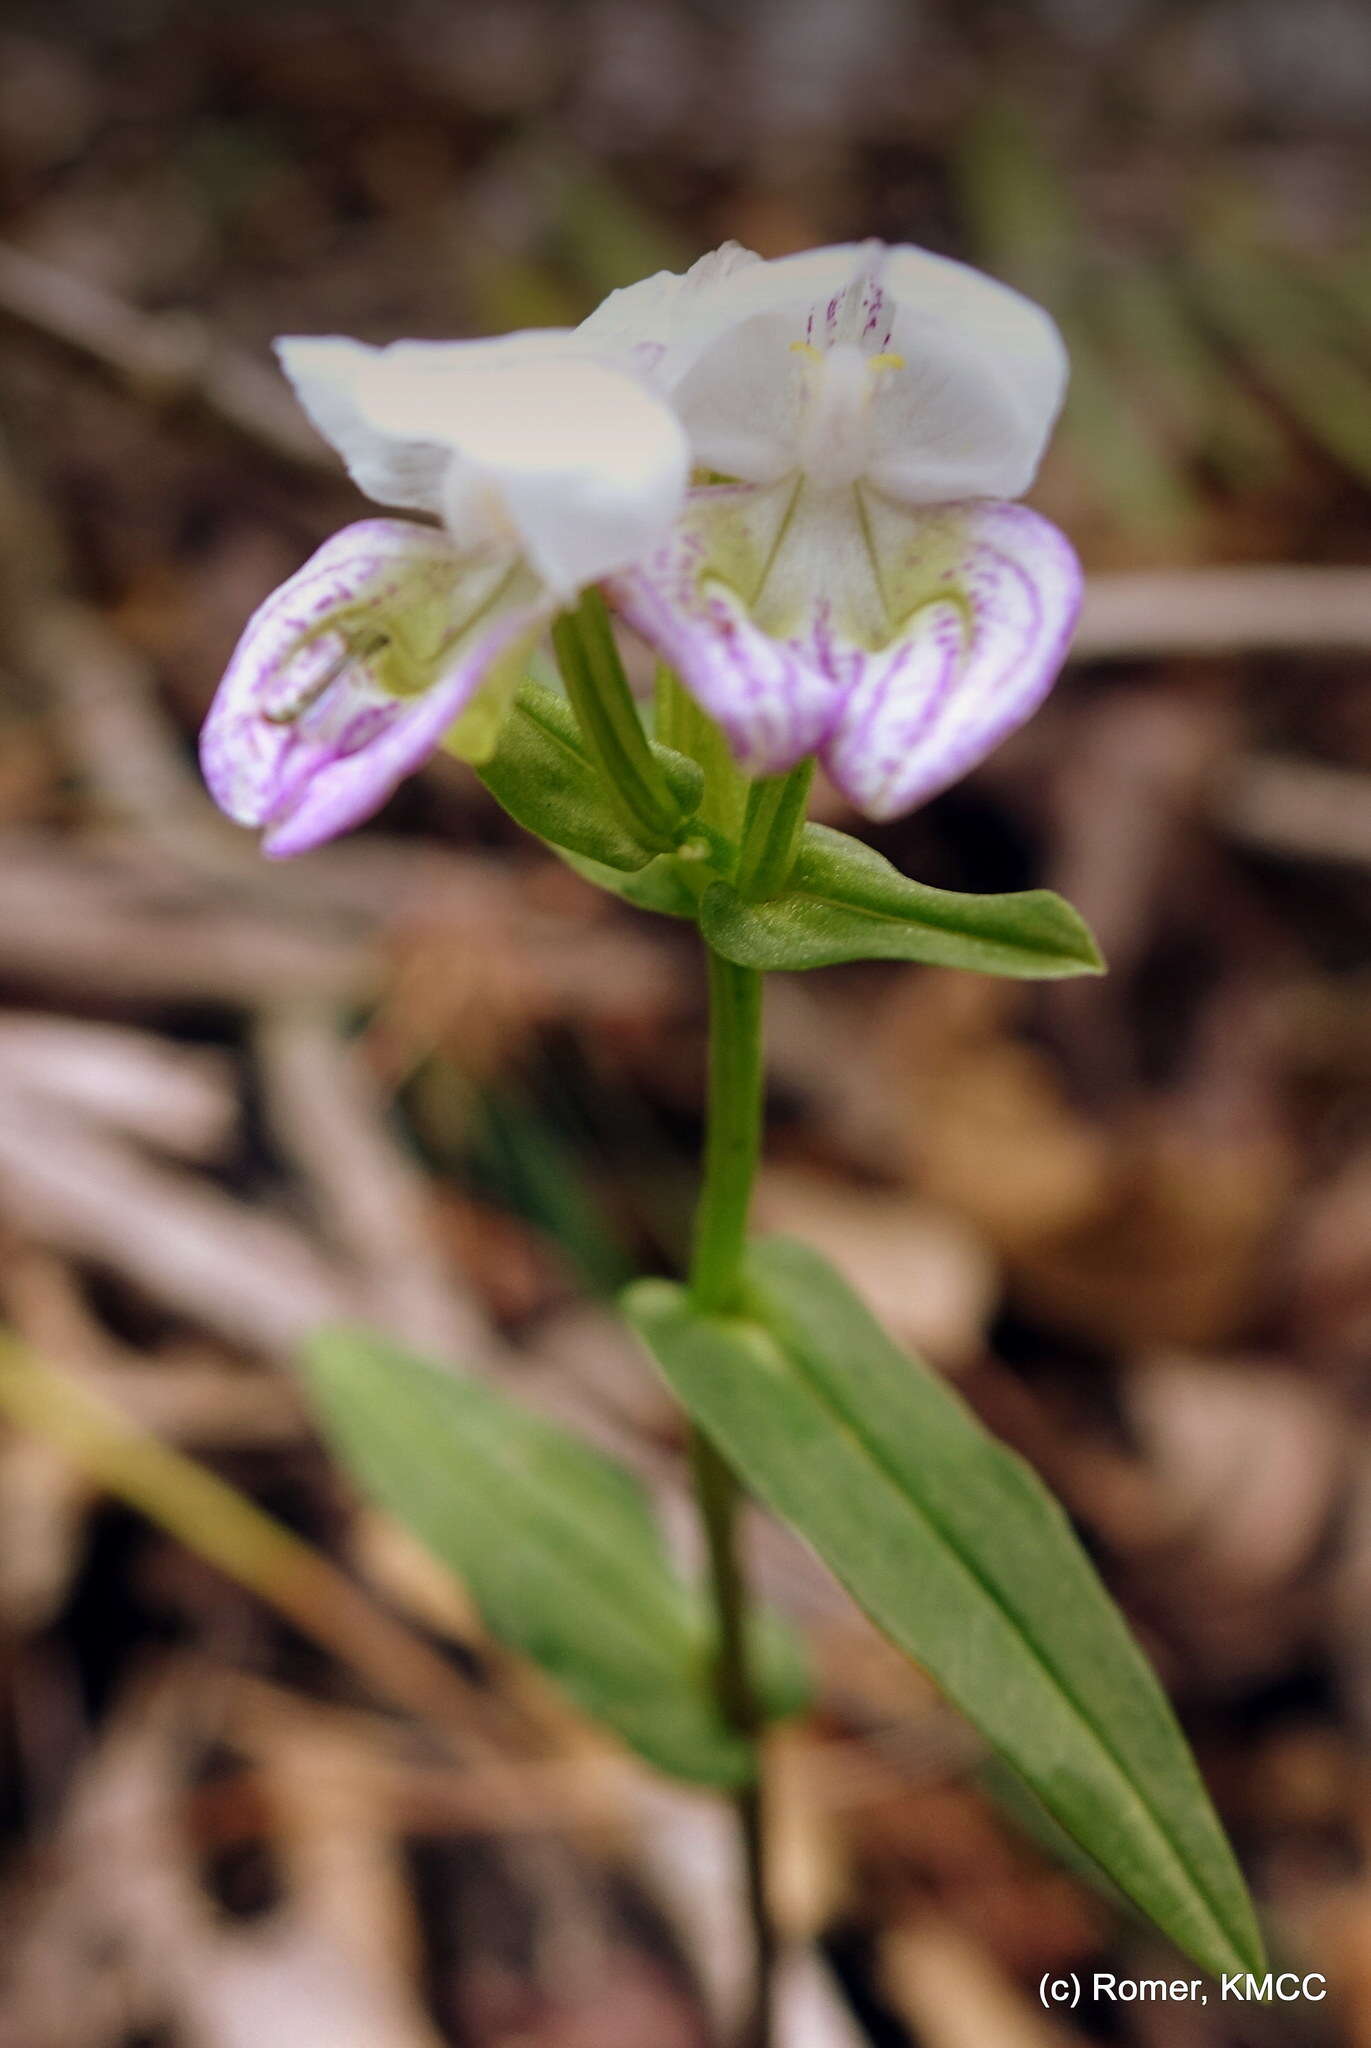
579;245;861;378
821;499;1081;819
466;356;690;596
280;337;478;515
277;336;690;594
574;241;763;372
670;310;811;484
576;240;1067;501
867;254;1067;502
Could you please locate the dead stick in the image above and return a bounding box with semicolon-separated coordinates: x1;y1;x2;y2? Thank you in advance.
0;1338;539;1780
0;239;329;472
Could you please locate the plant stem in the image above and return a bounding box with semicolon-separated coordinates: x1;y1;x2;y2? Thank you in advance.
690;949;764;1314
552;590;683;848
690;1423;774;2048
688;946;774;2047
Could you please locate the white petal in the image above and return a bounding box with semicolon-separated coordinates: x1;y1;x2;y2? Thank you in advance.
575;241;763;370
576;240;1067;501
276;335;517;515
881;247;1065;409
582;245;862;369
867;254;1067;502
671;310;810;484
452;356;690;596
277;337;689;594
822;500;1081;819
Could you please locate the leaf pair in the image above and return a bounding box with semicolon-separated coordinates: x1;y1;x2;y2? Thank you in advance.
308;1234;1263;1982
480;688;1103;981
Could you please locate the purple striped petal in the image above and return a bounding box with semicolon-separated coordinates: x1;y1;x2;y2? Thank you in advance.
261;597;543;857
821;501;1081;820
199;518;545;857
612;486;1078;818
609;490;844;776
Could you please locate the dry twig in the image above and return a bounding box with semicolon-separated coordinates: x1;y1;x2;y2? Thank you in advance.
0;239;332;473
1075;566;1371;659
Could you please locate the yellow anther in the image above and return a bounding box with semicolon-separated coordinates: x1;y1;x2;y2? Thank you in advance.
868;351;905;372
789;340;823;360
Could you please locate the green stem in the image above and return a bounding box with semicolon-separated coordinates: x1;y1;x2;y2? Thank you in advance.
690;1423;774;2048
552;590;683;849
688;947;774;2048
689;950;764;1312
690;1433;759;1739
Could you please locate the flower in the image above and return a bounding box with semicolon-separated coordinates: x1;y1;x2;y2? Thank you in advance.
200;335;689;856
581;240;1081;819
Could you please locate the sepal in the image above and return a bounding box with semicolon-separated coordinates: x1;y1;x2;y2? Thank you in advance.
474;680;704;872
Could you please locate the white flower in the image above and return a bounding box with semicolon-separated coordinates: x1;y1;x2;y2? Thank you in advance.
583;240;1081;819
201;334;689;855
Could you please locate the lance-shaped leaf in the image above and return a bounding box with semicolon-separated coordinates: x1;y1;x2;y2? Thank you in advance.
624;1240;1264;1979
305;1325;806;1785
476;680;704;872
699;822;1103;976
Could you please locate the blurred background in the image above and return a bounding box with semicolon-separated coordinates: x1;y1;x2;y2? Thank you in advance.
1;0;1370;2042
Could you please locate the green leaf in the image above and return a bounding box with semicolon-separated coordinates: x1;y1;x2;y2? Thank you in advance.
978;1756;1130;1912
304;1326;806;1785
624;1242;1264;1979
476;681;703;872
699;824;1104;977
557;847;701;918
